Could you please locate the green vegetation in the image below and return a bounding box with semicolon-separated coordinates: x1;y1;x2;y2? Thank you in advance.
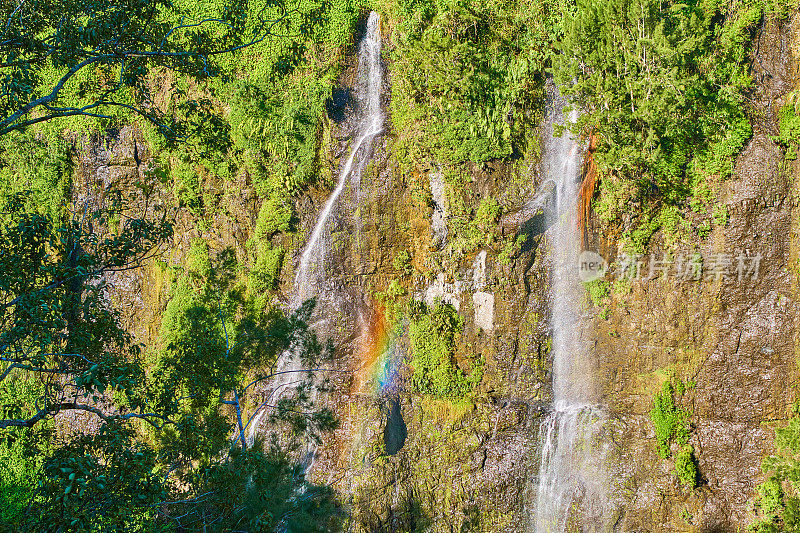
674;446;700;487
778;99;800;160
556;0;787;249
498;234;528;266
408;302;483;399
0;374;51;520
649;379;699;487
446;193;506;257
0;1;351;527
651;380;690;458
382;0;559;168
0;130;71;222
393;249;414;275
377;0;560;260
0;186;340;529
0;0;326;136
584;279;609;307
751;403;800;532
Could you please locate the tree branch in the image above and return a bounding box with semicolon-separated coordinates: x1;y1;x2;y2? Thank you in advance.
0;402;169;429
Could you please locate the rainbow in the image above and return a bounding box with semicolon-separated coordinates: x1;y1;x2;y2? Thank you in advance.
353;306;400;395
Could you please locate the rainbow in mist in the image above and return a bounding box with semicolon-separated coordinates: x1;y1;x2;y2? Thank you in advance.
353;306;402;395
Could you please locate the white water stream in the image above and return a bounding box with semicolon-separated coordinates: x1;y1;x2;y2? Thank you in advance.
531;86;609;532
246;12;384;451
295;11;383;304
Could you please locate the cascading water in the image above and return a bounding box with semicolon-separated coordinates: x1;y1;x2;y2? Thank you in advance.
295;11;383;304
531;84;609;532
246;11;384;450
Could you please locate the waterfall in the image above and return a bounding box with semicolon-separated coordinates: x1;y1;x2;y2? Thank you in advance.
294;11;383;304
531;84;609;531
246;12;384;450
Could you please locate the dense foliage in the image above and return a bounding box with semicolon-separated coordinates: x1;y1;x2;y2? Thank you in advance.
0;0;324;136
383;0;561;167
408;302;482;399
555;0;785;249
0;0;351;529
0;191;340;529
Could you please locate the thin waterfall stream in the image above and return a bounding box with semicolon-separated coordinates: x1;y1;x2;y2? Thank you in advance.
246;12;384;452
531;85;609;531
294;11;383;305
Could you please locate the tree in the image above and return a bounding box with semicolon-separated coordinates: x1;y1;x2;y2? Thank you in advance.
0;0;345;527
0;0;322;136
0;196;342;528
0;190;173;431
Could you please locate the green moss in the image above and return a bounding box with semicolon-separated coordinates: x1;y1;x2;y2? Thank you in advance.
393;250;413;275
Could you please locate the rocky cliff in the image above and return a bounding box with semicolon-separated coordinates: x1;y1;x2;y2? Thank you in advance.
72;10;800;533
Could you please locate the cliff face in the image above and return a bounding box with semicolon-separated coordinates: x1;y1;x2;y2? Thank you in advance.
282;42;553;531
75;11;800;533
591;14;800;531
309;13;800;530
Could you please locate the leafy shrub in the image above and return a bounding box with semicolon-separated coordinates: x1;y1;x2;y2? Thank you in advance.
393;250;414;275
758;477;785;521
752;403;800;531
388;0;559;168
650;380;690;459
474;197;501;233
173;159;203;215
650;379;700;488
674;446;699;488
447;194;506;256
778;103;800;160
584;279;609;306
0;375;51;520
498;234;527;266
375;279;408;320
255;193;293;240
408;303;481;399
0;131;70;223
251;244;285;293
